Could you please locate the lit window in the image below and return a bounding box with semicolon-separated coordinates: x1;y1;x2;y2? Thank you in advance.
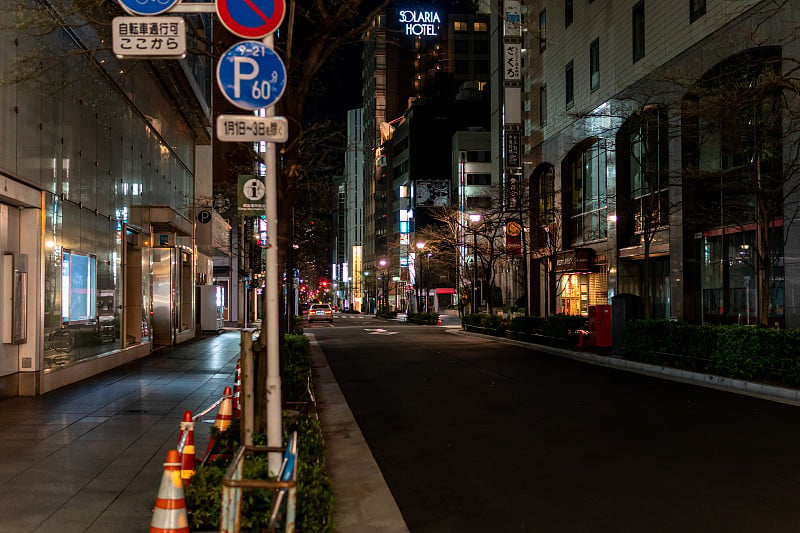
62;251;97;323
454;21;467;31
473;22;487;31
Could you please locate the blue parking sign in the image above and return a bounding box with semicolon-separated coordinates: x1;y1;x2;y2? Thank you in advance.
117;0;179;16
217;41;287;110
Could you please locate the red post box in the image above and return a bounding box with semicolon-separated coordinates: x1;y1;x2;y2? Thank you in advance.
588;304;612;347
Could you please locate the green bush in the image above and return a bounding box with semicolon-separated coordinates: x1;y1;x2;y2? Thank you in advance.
408;311;439;325
185;412;334;532
291;315;304;334
620;320;800;387
185;333;333;532
461;313;509;335
284;334;312;403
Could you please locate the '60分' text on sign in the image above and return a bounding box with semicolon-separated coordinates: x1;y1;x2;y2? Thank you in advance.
216;115;288;142
217;41;287;111
112;17;186;59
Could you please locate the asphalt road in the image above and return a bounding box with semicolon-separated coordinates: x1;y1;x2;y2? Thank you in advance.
310;314;800;532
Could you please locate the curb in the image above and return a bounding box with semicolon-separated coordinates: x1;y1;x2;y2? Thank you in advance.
452;329;800;407
306;333;410;533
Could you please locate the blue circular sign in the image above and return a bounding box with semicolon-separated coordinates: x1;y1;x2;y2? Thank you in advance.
117;0;179;16
217;41;287;110
217;0;285;39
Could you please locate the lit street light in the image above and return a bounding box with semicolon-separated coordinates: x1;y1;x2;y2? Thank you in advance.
469;213;482;314
378;259;388;312
415;241;425;313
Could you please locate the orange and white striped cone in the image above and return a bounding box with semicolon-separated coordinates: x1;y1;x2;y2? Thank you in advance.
202;387;233;461
178;411;196;484
150;450;189;533
232;360;241;418
215;386;233;432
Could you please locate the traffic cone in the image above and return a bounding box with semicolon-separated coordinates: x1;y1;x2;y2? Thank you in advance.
232;359;241;418
178;411;196;484
150;450;189;533
577;332;585;350
202;387;233;462
437;316;442;326
215;386;233;432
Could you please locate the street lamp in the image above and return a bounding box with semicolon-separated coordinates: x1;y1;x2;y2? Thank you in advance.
415;241;425;313
378;259;388;312
469;213;482;314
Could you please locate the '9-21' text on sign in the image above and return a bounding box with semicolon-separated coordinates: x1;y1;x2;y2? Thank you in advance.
217;41;287;110
216;115;288;142
112;17;186;59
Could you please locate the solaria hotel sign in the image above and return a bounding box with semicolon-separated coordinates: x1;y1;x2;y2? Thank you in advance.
399;10;441;36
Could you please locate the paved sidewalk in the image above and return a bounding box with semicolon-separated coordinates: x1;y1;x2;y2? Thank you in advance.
0;330;408;533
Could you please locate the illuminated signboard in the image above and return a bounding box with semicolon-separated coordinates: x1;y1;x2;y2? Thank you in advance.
399;10;441;36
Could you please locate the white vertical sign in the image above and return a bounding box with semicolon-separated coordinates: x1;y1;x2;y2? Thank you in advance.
504;43;521;81
504;0;521;37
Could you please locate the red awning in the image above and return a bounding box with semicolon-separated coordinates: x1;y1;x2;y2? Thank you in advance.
435;288;455;294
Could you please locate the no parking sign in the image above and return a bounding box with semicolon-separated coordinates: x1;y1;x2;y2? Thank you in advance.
217;0;285;39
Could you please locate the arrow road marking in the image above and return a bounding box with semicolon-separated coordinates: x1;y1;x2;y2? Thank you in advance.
363;329;399;335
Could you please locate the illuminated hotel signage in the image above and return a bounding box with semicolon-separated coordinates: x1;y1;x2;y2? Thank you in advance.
399;10;441;36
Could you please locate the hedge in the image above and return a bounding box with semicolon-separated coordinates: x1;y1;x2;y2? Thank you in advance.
185;333;334;532
620;320;800;387
462;313;588;348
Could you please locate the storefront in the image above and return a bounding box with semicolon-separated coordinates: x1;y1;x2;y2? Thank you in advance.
556;249;608;316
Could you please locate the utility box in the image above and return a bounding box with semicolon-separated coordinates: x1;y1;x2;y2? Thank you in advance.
611;293;644;355
588;304;612;347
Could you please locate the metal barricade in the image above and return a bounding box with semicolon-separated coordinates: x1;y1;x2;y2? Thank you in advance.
220;431;299;533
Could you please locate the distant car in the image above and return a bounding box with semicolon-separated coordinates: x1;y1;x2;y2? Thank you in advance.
308;303;334;323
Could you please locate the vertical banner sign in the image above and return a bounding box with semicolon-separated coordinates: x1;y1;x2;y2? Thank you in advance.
504;0;521;37
505;131;521;168
504;43;521;81
506;221;522;256
238;174;266;215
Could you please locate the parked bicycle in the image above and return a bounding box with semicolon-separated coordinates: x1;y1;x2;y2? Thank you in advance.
45;328;74;353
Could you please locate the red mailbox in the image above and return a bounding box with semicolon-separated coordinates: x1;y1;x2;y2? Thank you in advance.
588;304;612;347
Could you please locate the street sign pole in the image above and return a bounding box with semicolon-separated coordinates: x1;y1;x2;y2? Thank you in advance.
262;32;282;476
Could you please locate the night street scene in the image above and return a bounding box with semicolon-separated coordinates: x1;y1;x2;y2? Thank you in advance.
1;0;800;531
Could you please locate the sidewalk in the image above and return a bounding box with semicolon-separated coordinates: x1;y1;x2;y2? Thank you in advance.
0;330;408;533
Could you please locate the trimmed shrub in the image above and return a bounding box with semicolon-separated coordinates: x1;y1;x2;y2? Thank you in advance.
408;311;439;325
620;320;800;387
185;332;333;532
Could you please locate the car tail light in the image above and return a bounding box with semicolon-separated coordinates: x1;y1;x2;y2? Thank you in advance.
325;310;332;315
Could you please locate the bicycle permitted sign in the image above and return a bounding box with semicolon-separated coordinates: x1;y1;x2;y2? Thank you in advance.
113;17;186;59
117;0;179;16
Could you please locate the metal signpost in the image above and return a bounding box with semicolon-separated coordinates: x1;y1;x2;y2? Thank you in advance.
116;0;288;475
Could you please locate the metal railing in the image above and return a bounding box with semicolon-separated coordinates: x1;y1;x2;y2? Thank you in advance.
220;431;299;533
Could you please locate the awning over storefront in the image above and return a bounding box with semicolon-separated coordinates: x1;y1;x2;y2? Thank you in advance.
555;248;593;272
